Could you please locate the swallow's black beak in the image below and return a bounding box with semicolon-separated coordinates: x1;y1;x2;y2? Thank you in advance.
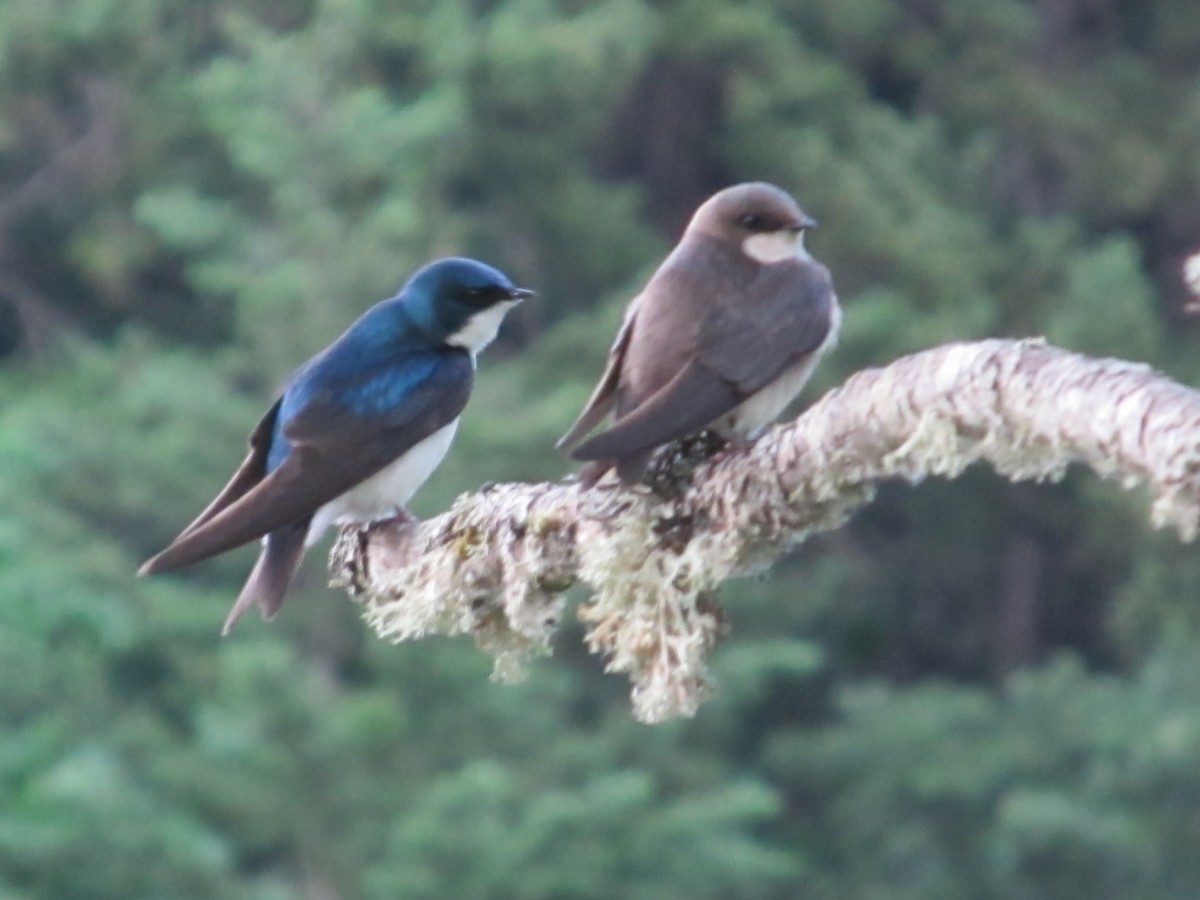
509;287;536;301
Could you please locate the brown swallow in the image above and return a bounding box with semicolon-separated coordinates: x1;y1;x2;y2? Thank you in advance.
558;182;840;484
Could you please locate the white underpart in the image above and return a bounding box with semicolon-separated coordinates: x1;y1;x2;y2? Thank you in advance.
303;418;459;546
720;297;842;436
445;300;520;355
293;302;516;546
742;228;812;264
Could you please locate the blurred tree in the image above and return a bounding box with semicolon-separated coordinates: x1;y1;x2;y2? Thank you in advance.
763;644;1200;900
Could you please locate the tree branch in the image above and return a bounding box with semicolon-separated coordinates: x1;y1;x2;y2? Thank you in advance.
329;338;1200;722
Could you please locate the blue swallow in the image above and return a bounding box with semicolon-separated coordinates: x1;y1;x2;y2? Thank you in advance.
140;257;533;634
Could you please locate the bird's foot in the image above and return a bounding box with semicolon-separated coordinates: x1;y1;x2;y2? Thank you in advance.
645;430;728;500
367;508;419;534
720;431;757;454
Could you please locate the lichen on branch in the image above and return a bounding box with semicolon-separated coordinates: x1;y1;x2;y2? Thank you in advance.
329;338;1200;723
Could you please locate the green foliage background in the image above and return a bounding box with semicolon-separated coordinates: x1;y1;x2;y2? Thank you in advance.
2;1;1200;896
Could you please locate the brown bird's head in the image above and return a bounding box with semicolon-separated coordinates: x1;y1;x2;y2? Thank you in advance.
686;182;818;264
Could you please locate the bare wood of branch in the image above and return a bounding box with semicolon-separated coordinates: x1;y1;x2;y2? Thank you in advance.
329;338;1200;723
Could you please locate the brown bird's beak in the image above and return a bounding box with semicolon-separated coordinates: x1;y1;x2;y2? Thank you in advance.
787;214;818;233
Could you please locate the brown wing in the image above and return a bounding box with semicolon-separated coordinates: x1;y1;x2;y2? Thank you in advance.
556;298;641;448
167;400;282;544
569;361;739;461
695;259;835;394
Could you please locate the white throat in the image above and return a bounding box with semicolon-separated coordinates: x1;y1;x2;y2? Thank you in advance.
742;230;811;264
446;301;519;355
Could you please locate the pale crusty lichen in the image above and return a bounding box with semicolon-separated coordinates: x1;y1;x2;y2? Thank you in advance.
331;483;575;682
573;489;733;722
331;339;1200;722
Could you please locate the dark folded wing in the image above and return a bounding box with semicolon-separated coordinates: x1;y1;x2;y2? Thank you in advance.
168;400;282;543
141;352;473;574
569;361;739;461
557;299;641;448
695;261;835;394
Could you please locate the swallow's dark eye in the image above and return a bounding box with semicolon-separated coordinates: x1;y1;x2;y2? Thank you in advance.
738;213;772;232
466;285;503;304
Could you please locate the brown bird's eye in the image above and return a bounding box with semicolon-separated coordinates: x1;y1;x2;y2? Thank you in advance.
738;213;772;232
